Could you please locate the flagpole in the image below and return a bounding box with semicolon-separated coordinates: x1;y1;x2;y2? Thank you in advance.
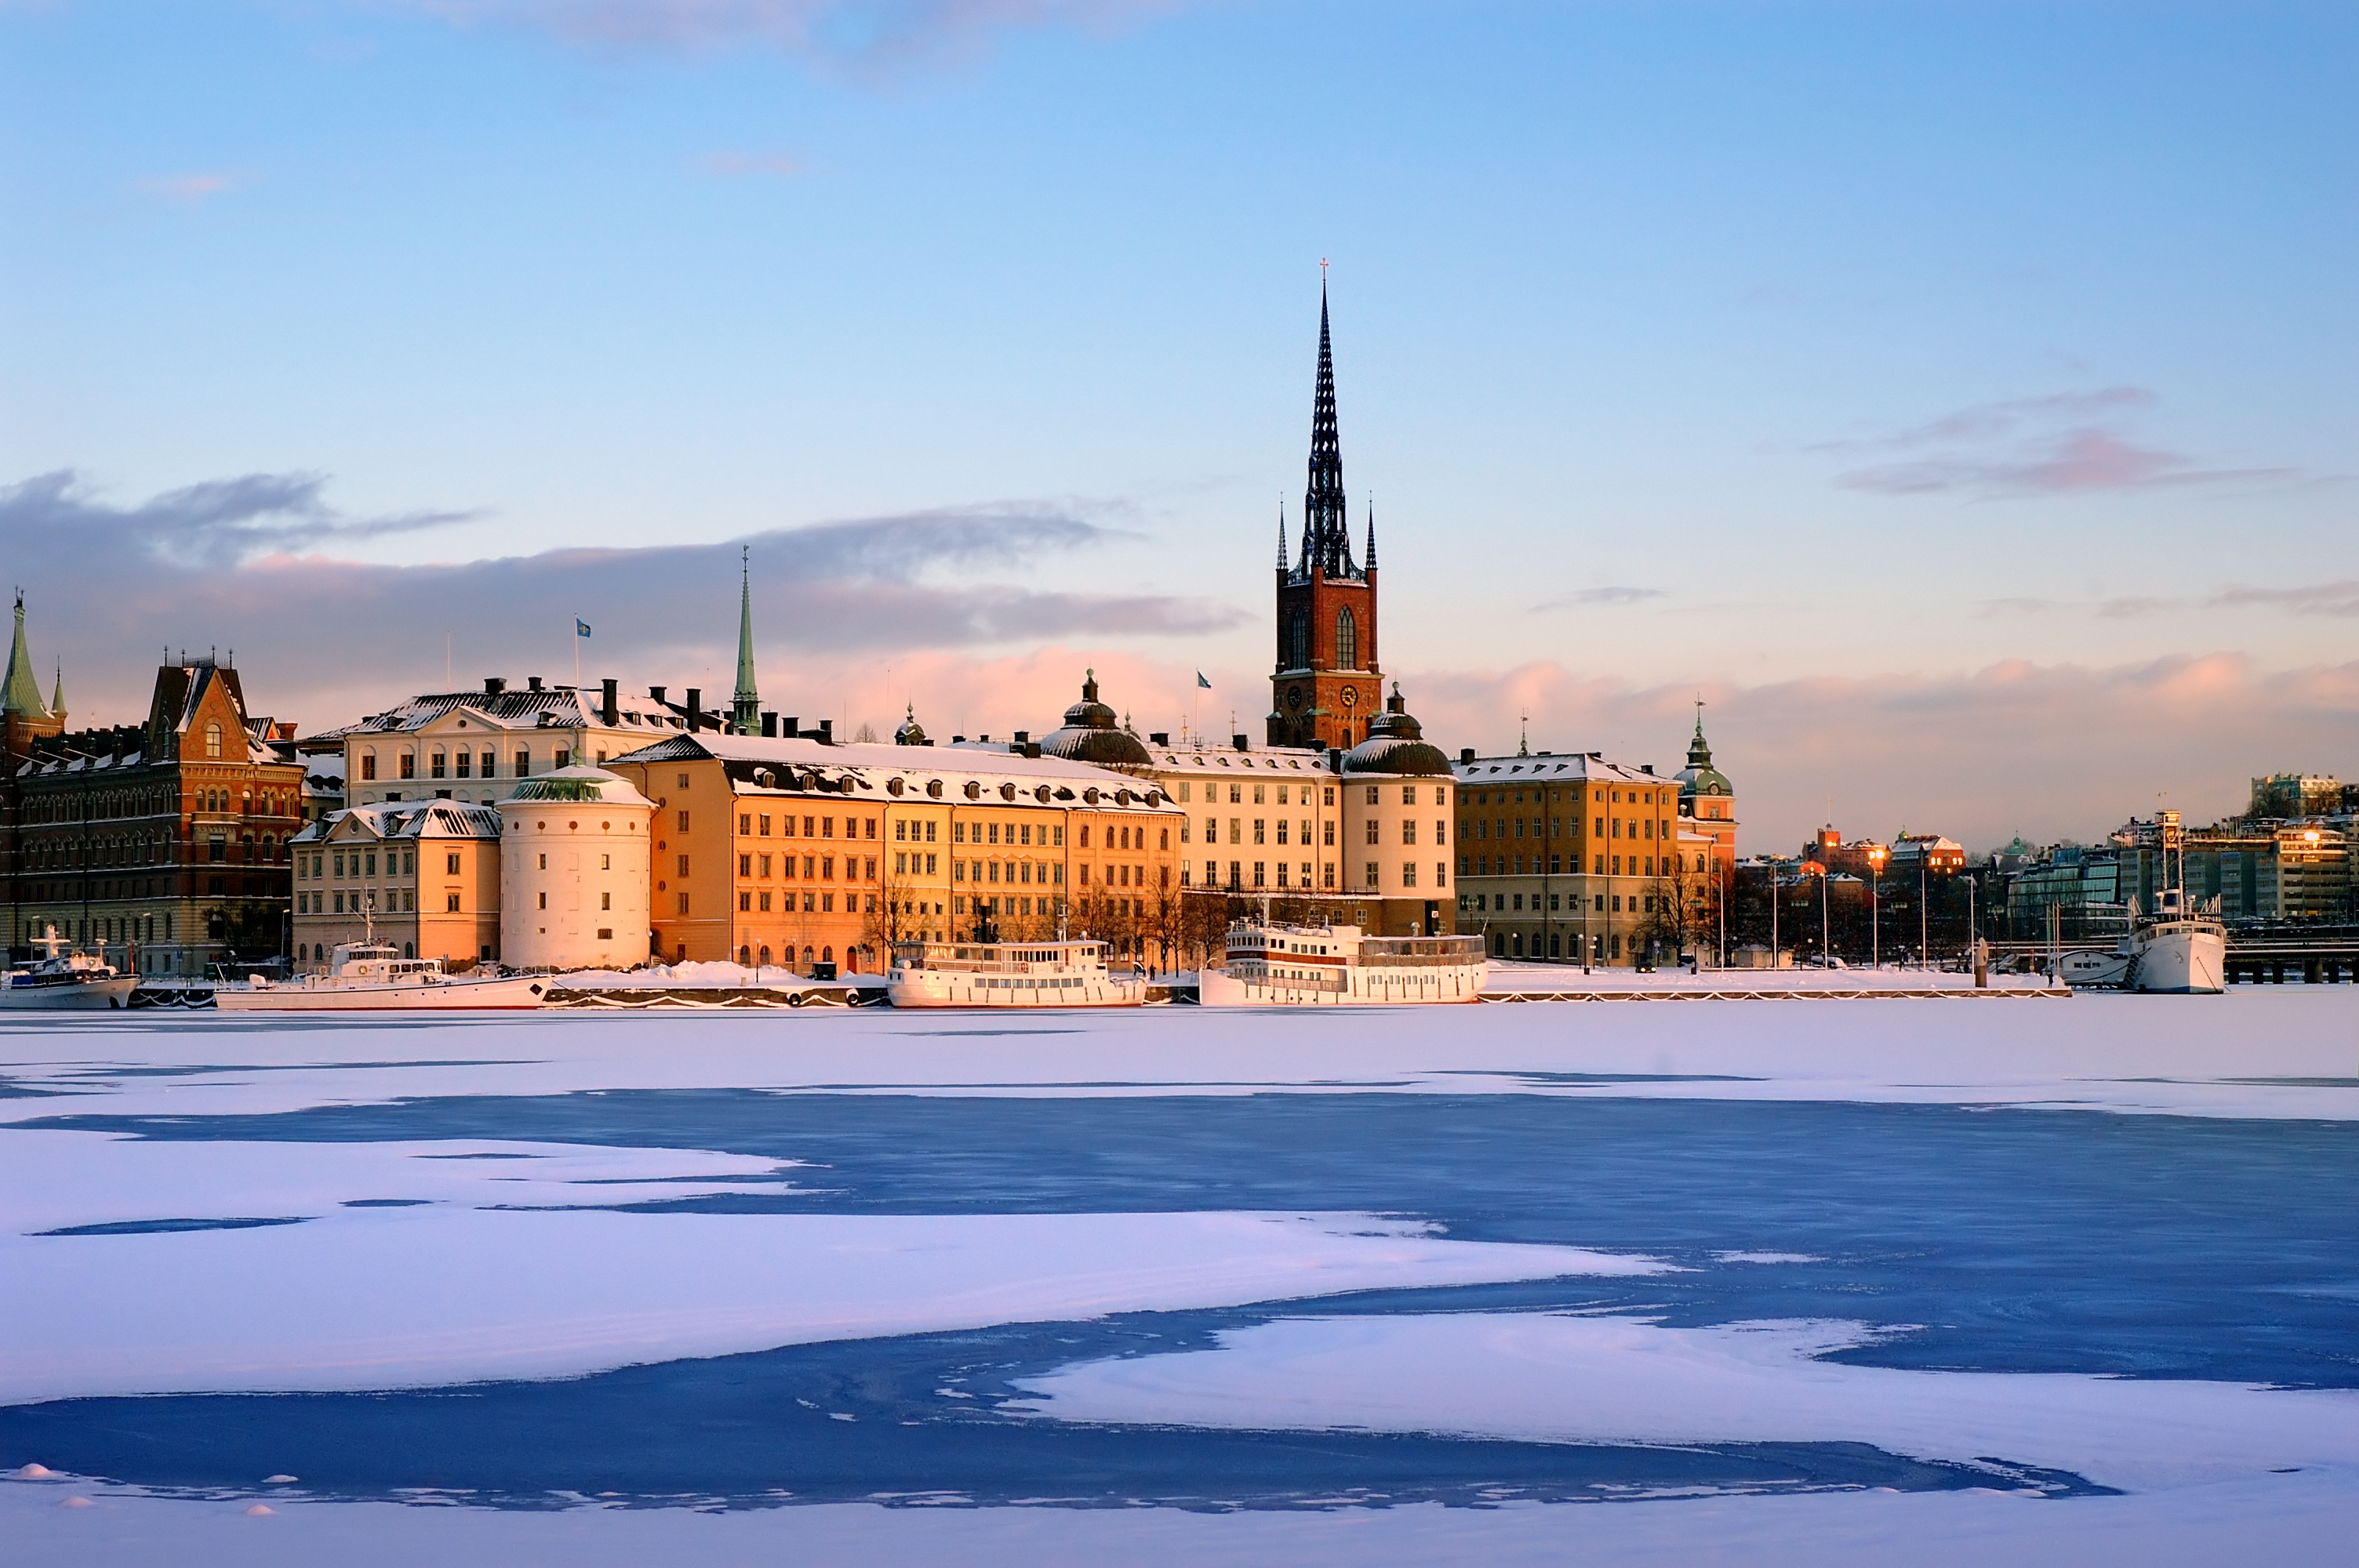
573;619;581;689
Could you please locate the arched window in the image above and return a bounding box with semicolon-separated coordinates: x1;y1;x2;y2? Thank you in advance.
1335;608;1358;670
738;946;751;967
204;721;222;759
1288;610;1308;671
758;945;772;966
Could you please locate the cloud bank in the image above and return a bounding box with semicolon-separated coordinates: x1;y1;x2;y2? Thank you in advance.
0;469;1235;733
1823;387;2292;499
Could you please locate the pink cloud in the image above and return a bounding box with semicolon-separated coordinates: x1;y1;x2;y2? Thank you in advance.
130;171;242;202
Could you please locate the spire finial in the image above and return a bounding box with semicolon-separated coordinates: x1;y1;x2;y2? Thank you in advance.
1518;714;1530;757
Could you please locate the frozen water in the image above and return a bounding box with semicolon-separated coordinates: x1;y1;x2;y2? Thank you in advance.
1;990;2354;1563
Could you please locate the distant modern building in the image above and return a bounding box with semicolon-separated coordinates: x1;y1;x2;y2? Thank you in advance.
2248;774;2344;822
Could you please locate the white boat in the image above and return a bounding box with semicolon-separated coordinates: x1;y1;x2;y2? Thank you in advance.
1199;920;1488;1006
885;938;1143;1008
216;942;547;1011
0;929;136;1010
2059;815;2225;995
2125;890;2226;994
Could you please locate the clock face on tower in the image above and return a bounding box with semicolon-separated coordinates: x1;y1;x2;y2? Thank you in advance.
1340;685;1359;709
1286;684;1303;711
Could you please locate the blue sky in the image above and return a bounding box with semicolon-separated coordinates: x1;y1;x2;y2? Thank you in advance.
3;1;2354;850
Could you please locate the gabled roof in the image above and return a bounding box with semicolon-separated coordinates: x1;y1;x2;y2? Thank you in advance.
292;800;503;845
302;685;686;752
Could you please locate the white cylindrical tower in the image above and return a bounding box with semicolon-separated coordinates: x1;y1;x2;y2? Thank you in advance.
497;767;656;973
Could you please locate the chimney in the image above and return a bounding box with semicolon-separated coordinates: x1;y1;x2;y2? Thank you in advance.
484;677;507;696
1149;732;1169;746
817;718;834;745
1012;731;1029;744
1459;748;1475;764
601;678;618;727
782;716;798;740
1641;763;1655;775
528;675;543;692
1328;747;1343;773
685;689;701;731
761;712;778;739
649;684;667;706
1232;733;1249;751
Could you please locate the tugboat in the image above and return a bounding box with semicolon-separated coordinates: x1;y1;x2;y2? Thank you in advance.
216;927;546;1012
0;927;137;1011
1201;917;1488;1006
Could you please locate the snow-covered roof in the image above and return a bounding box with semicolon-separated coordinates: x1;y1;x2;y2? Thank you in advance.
1145;739;1330;774
609;732;1182;813
301;685;685;752
292;800;503;845
499;766;654;810
1453;752;1668;786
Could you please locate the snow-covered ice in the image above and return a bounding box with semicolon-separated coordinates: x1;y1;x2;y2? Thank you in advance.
1;989;2354;1563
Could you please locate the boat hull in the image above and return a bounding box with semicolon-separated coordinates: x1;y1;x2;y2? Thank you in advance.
0;976;137;1010
216;975;549;1011
2130;927;2226;995
1198;967;1487;1006
885;974;1140;1008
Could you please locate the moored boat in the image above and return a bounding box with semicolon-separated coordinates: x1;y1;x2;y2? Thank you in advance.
216;942;547;1011
885;938;1142;1008
0;929;136;1010
1201;919;1487;1005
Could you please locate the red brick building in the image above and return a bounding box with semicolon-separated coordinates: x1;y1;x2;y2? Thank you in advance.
5;614;304;974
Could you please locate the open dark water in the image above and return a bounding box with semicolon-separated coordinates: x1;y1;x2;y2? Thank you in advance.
7;1089;2355;1508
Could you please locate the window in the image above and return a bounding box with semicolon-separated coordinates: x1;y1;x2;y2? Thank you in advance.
431;751;449;778
1402;862;1417;887
1365;819;1379;845
1177;782;1191;803
1365;861;1379;886
204;721;223;759
1229;784;1241;804
740;891;751;912
515;750;532;777
602;854;611;870
1252;785;1266;805
1336;607;1358;670
446;893;461;913
602;891;612;909
399;753;416;779
456;751;471;779
1253;819;1266;844
554;750;570;768
1402;821;1417;845
538;891;548;909
678;892;689;914
678;855;690;877
446;852;460;875
361;753;377;781
740;813;751;835
739;853;752;877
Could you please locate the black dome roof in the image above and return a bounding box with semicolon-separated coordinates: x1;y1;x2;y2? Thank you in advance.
1041;670;1150;769
1343;684;1452;776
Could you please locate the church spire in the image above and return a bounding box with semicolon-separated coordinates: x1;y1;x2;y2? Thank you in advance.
1300;280;1359;582
1365;499;1377;571
1275;499;1288;572
731;547;759;736
2;594;47;718
1688;697;1714;768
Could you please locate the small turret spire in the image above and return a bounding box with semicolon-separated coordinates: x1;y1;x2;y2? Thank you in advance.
2;593;47;718
50;662;64;723
731;546;759;736
1365;499;1377;571
1276;500;1288;572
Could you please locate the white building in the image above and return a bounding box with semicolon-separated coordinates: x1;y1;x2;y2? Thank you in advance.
497;768;656;972
300;677;697;809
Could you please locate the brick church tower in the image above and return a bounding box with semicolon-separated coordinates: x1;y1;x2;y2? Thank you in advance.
1268;285;1379;750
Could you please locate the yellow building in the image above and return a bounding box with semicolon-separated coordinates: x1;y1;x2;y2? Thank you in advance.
289;800;502;969
606;731;1182;975
1452;750;1699;966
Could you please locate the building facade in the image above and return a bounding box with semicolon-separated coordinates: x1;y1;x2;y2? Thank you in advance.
499;768;656;972
305;677;696;809
606;733;1183;975
289;800;502;968
1452;750;1702;965
9;648;306;975
1269;287;1381;751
